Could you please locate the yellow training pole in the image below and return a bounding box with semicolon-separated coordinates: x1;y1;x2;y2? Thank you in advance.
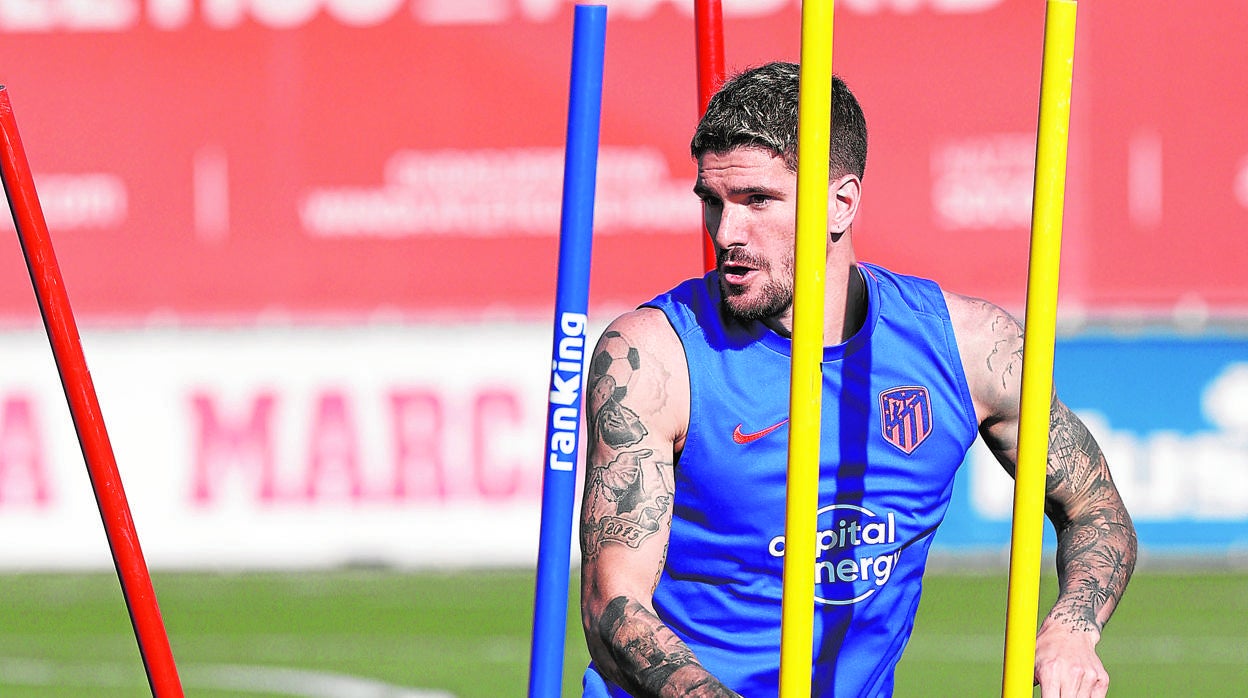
780;1;834;696
1001;1;1077;696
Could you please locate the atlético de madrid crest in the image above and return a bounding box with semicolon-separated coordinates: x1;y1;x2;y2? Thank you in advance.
879;386;932;454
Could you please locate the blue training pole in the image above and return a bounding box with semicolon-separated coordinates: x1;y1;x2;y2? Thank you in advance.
528;5;607;697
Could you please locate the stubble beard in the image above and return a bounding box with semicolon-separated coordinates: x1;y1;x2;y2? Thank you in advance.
719;260;794;323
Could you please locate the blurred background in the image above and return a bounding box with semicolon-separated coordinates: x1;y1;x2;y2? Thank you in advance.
0;0;1244;696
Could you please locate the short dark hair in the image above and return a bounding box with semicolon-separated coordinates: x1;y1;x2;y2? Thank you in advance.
690;61;868;179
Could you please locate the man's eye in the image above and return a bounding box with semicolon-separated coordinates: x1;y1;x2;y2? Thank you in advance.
748;194;770;206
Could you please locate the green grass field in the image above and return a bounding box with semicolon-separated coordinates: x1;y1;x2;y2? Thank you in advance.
1;567;1244;696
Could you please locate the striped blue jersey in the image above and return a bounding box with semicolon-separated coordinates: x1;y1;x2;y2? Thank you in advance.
584;263;978;697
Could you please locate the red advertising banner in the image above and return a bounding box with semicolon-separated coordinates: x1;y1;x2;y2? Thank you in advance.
0;0;1243;324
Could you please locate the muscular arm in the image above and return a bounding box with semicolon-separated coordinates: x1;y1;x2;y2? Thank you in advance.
948;293;1137;697
579;309;740;698
1040;399;1136;635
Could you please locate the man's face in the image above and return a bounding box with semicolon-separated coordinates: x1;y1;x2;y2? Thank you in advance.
694;146;798;325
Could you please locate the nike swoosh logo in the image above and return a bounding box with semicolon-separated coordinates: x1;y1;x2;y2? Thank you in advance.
732;419;790;444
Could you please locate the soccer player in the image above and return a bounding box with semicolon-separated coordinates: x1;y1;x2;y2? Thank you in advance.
578;61;1136;698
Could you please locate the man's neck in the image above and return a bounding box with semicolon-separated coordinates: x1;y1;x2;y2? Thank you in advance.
833;263;868;343
765;263;867;344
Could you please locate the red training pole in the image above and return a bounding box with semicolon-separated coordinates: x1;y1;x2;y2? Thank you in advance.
0;86;184;698
694;0;725;273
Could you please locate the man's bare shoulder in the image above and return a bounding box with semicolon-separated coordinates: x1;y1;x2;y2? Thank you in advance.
590;306;690;444
598;307;685;366
943;291;1019;341
606;306;677;332
942;290;1025;422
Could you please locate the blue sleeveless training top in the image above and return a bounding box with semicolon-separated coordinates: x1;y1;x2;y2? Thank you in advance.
583;263;979;697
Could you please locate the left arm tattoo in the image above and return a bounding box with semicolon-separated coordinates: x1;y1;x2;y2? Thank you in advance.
1044;399;1138;632
985;311;1024;393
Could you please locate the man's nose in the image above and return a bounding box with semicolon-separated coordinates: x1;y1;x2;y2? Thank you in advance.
712;204;749;249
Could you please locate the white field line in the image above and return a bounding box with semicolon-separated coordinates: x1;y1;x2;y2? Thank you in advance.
0;658;456;697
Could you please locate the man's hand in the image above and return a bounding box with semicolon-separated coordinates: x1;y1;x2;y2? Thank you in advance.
1034;619;1109;698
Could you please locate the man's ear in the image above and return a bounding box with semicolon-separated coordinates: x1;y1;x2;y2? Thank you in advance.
828;173;862;235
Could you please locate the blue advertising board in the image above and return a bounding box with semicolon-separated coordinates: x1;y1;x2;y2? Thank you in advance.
937;332;1248;556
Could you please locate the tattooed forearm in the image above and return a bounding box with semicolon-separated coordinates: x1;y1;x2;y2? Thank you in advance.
594;597;741;698
1049;509;1136;632
1044;400;1138;633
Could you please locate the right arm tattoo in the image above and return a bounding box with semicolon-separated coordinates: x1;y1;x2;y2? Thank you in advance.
580;328;738;697
581;448;671;559
582;330;673;561
594;597;739;698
